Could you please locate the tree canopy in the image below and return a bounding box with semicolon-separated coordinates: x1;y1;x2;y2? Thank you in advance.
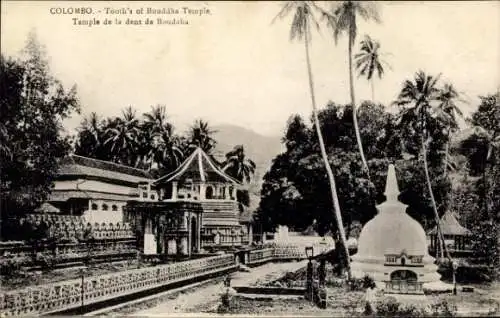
0;32;80;217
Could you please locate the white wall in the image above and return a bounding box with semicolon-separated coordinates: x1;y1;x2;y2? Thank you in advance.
53;179;136;196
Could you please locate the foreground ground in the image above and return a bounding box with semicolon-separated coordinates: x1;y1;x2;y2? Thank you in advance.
100;261;499;317
201;285;500;317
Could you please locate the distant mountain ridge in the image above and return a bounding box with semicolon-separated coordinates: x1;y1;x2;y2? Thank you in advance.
212;124;283;194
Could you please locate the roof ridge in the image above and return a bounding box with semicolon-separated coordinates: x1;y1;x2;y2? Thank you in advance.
70;154;151;175
153;148;200;184
200;149;241;184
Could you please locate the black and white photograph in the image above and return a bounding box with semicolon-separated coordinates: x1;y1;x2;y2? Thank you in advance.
0;1;499;316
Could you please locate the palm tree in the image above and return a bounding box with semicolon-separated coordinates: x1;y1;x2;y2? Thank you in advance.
140;105;183;171
394;71;450;261
435;83;464;175
75;112;105;158
143;105;171;136
187;119;217;154
155;132;184;173
104;106;141;166
354;35;390;101
273;1;352;278
222;145;256;183
328;1;380;177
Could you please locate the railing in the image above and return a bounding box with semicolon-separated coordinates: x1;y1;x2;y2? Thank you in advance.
247;245;308;265
0;254;236;316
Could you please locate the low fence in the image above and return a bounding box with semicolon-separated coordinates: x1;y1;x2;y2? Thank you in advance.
0;254;236;316
0;245;316;316
0;239;136;272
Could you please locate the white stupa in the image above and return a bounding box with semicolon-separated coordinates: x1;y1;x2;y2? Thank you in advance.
351;164;441;294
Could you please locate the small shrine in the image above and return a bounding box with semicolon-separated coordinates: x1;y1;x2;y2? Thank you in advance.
428;210;472;254
351;164;441;294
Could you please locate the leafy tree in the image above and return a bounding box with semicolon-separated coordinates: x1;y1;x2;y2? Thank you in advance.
458;93;499;270
0;32;80;220
273;1;351;277
327;0;381;176
354;35;391;101
258;101;403;242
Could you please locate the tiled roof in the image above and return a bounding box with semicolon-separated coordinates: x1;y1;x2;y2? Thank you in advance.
58;155;153;184
428;211;472;236
154;147;241;185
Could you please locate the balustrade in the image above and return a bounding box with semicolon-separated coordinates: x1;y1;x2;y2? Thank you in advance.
0;254;236;316
1;244;314;316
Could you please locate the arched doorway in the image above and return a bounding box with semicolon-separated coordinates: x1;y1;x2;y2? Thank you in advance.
389;270;418;294
190;217;197;254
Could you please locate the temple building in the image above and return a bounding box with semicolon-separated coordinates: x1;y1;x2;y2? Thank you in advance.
125;147;254;256
351;164;441;294
47;155;154;224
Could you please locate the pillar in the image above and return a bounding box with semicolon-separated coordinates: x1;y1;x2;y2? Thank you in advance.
200;183;206;200
248;224;253;245
306;260;313;301
197;215;201;250
143;218;157;255
232;187;237;201
167;238;177;255
172;182;178;200
181;237;188;255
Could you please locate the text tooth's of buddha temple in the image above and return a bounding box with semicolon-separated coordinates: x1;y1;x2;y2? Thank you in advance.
351;164;441;294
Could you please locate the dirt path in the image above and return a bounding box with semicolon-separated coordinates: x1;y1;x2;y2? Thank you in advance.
134;260;307;315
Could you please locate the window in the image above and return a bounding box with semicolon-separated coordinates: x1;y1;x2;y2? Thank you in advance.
411;256;423;264
112;205;118;211
102;204;108;211
91;203;98;210
150;194;155;200
142;192;148;198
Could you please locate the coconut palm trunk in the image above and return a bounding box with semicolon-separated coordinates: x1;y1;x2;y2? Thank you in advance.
421;119;449;261
349;23;370;179
304;24;351;279
444;129;450;175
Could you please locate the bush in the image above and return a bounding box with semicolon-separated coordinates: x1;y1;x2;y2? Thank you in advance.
348;275;375;291
374;298;457;317
0;256;30;275
429;300;457;317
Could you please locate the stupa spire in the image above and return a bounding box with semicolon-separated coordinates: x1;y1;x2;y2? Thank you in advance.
384;164;400;202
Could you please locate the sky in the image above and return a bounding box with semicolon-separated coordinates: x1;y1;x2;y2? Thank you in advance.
1;1;499;137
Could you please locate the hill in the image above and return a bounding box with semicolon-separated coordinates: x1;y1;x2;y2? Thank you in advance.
211;124;283;195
